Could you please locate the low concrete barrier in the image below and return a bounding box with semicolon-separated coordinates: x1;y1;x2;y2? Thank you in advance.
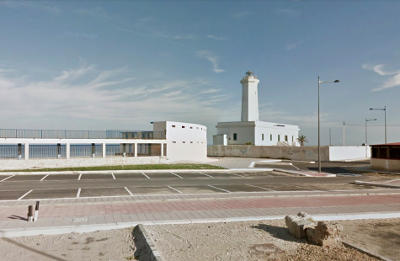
208;145;370;162
208;145;329;161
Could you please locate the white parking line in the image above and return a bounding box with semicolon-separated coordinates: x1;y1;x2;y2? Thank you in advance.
40;174;49;181
167;185;183;194
231;173;245;178
0;175;14;182
111;172;116;180
141;172;151;180
124;187;134;196
201;173;215;179
76;188;81;198
208;185;231;193
245;184;271;191
78;173;82;180
170;172;183;179
18;189;33;200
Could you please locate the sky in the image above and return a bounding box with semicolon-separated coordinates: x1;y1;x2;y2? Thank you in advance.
0;0;399;145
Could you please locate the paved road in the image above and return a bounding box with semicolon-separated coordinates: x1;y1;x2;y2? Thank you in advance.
0;170;381;201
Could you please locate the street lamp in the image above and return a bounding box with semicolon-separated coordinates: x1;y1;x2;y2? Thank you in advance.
369;106;387;144
318;76;340;173
365;118;377;145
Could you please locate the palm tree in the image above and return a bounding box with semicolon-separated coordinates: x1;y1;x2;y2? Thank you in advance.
297;135;307;146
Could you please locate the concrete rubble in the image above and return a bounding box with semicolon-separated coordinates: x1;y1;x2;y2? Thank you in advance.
285;212;343;246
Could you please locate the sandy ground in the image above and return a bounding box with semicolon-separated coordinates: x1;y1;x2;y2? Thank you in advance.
145;219;400;261
341;218;400;261
0;228;136;261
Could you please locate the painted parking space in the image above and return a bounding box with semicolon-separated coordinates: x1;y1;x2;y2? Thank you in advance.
80;187;128;197
7;175;46;181
44;174;80;181
81;174;114;180
175;173;212;179
170;185;224;194
204;172;243;179
24;189;77;199
128;186;177;195
214;184;266;192
144;172;179;179
114;173;147;180
0;190;28;200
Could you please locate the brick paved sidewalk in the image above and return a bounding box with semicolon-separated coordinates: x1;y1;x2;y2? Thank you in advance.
1;192;399;236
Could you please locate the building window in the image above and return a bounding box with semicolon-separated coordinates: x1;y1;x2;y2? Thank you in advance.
190;141;193;143
292;136;294;143
270;134;272;141
172;141;176;143
262;134;264;141
182;126;185;128
172;125;176;128
278;135;280;142
182;141;186;143
233;133;237;141
190;126;193;129
285;135;288;142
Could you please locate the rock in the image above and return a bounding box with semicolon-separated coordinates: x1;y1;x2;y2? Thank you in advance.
285;212;316;239
306;221;343;246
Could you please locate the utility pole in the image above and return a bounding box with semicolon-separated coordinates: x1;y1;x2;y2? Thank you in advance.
342;121;346;146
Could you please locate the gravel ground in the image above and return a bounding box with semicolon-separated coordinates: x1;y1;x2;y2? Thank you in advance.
0;228;136;261
145;219;390;261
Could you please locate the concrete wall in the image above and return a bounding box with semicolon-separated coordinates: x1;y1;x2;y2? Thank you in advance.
371;158;400;171
208;145;330;161
329;146;370;161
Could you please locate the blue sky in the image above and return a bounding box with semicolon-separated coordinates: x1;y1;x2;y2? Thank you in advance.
0;0;399;145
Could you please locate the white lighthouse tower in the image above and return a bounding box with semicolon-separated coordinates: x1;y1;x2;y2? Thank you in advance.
241;71;260;122
214;71;300;146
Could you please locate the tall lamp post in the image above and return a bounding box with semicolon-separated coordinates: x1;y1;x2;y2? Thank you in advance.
365;118;377;145
365;118;377;159
318;76;340;173
369;106;387;144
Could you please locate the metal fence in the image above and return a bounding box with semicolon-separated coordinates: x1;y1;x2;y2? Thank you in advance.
0;129;163;139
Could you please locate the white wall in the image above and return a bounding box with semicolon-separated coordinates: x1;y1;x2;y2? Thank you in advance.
328;146;371;161
241;74;260;122
153;121;207;161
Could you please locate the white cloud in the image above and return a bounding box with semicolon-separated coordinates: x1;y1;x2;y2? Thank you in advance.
0;1;60;14
232;11;251;19
207;34;226;41
285;41;302;51
197;50;225;73
0;64;230;130
362;64;400;91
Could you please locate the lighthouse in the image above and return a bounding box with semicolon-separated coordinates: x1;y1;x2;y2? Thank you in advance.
214;71;300;146
241;71;260;122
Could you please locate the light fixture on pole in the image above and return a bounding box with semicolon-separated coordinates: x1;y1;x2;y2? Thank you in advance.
369;106;387;144
317;76;340;173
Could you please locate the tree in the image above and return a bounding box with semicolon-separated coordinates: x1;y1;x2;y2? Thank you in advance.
297;135;307;146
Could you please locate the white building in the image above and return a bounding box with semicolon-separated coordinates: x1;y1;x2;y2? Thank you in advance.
0;121;207;162
153;121;207;161
214;71;300;146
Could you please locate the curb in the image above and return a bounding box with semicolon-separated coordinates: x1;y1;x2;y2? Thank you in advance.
0;168;273;176
354;180;400;189
342;241;392;261
133;224;163;261
1;212;400;238
273;168;336;177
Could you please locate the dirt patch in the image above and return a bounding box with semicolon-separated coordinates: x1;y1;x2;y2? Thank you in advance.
0;228;136;261
340;218;400;260
145;219;382;261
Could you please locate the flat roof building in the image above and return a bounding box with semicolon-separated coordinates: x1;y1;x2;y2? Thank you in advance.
371;142;400;171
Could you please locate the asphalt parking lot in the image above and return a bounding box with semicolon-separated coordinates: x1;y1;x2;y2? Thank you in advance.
0;168;382;201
